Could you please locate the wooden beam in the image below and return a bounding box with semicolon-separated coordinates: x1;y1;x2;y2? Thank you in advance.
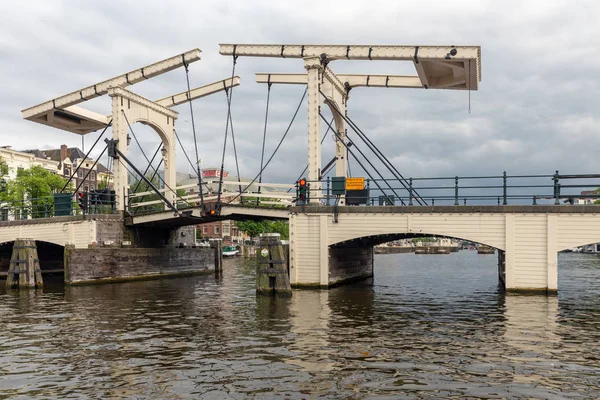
22;49;201;120
257;73;423;89
155;76;240;108
414;60;430;89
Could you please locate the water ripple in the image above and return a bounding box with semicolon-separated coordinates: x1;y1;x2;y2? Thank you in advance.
0;253;598;399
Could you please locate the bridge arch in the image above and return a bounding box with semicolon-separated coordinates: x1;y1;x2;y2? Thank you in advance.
326;218;506;252
0;240;65;278
109;87;179;211
328;232;501;252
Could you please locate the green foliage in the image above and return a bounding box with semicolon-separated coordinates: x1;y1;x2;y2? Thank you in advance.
0;157;8;177
595;188;600;204
0;165;69;218
97;177;109;190
240;196;288;208
235;220;289;240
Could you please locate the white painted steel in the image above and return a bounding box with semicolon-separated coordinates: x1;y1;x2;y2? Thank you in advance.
221;44;481;89
304;57;323;203
22;49;201;121
155;76;240;108
257;73;424;89
109;87;177;212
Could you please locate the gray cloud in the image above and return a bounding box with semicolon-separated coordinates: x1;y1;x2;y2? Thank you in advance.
2;0;599;200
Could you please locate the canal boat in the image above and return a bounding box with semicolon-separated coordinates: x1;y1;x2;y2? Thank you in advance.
477;245;495;254
222;245;239;257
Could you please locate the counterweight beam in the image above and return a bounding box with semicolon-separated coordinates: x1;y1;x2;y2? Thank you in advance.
22;49;202;121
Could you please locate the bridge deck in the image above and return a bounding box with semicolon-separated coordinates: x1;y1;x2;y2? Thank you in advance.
127;205;289;227
292;205;600;214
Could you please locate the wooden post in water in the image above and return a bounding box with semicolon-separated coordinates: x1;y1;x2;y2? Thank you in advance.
497;250;506;288
256;233;291;296
6;239;43;289
209;238;223;275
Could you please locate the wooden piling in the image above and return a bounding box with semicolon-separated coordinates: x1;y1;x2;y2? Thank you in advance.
209;238;223;275
256;233;291;296
6;239;43;290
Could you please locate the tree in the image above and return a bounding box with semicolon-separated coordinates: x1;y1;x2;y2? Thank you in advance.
240;196;289;208
0;165;68;218
235;219;289;240
0;157;8;177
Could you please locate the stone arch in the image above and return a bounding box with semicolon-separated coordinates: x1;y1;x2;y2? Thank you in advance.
129;117;172;149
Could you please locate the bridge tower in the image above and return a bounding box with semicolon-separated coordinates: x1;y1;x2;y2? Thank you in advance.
22;49;241;212
220;44;481;203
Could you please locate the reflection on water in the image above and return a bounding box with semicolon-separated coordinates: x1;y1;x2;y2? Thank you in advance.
0;252;598;399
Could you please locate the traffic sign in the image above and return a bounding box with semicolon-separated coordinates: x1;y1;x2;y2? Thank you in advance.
346;177;365;190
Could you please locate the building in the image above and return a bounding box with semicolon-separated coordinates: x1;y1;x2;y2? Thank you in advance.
0;145;60;182
24;144;112;192
573;190;597;205
197;220;246;243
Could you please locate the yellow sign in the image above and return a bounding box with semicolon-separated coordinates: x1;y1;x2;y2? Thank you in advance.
345;177;365;191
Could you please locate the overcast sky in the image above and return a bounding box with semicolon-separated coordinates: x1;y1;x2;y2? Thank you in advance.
2;0;599;194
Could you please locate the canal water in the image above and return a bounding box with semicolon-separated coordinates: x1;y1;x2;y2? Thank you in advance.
0;251;599;399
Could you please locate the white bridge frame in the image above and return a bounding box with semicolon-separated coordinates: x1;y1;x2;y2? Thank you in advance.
220;44;482;204
22;49;241;212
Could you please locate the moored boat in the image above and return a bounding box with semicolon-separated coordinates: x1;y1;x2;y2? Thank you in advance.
222;245;239;257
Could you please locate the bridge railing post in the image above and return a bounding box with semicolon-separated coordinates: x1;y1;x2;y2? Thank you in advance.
532;195;537;205
502;171;508;205
553;170;560;205
454;176;459;206
326;176;330;206
408;177;413;206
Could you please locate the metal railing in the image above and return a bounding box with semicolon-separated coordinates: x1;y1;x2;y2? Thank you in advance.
122;171;600;215
125;180;295;215
298;171;600;206
0;191;117;221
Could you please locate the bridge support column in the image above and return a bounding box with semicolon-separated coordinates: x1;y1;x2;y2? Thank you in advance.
6;239;43;290
504;213;558;294
290;213;372;288
305;57;323;204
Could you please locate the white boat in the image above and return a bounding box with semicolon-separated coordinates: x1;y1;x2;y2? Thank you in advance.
222;245;239;257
